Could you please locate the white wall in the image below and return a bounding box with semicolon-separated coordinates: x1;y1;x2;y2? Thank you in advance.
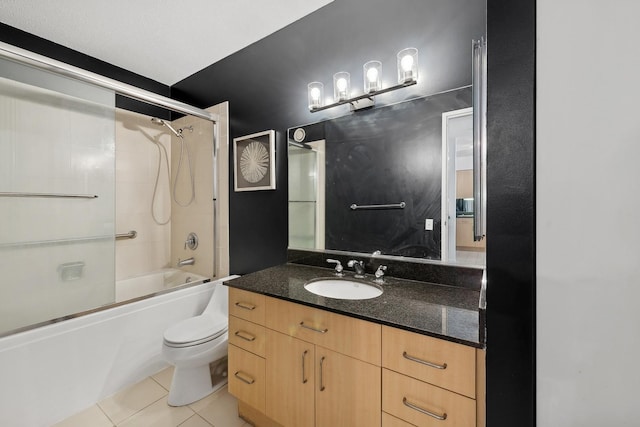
537;1;640;425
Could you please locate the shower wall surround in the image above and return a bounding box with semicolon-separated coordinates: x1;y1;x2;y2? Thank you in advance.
170;102;231;278
115;109;172;280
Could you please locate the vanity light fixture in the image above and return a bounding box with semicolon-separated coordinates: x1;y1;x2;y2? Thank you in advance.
308;47;418;113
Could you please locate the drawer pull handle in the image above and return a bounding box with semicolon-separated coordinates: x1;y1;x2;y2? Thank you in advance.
234;330;256;342
235;301;256;311
234;371;255;385
403;397;447;421
299;321;328;334
302;350;308;384
319;356;326;391
403;351;447;370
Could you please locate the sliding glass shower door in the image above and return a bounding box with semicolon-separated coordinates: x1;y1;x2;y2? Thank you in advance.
0;58;115;335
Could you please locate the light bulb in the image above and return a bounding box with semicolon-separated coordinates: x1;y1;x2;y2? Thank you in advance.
400;54;414;72
310;87;321;100
307;81;324;109
366;67;379;83
336;78;348;91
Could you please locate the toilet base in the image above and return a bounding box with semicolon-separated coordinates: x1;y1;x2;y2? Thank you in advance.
167;364;227;406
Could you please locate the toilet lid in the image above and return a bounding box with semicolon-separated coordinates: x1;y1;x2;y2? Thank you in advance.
163;313;228;345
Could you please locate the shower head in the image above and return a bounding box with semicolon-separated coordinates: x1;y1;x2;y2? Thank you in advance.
151;117;182;138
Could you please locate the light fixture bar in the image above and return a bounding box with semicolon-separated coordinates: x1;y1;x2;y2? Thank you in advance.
309;79;417;113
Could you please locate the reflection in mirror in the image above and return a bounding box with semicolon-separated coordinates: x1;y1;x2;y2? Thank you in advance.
288;86;486;267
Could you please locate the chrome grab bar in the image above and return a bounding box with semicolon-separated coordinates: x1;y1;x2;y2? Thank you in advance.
350;201;405;210
0;192;98;199
115;231;137;240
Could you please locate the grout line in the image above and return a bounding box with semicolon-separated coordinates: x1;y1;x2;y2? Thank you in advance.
96;402;118;426
150;373;170;392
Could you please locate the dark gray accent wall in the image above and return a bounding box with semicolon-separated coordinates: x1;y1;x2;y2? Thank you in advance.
486;0;536;425
171;0;485;274
0;23;172;119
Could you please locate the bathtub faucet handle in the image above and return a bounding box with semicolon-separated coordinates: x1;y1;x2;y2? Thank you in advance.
184;232;198;250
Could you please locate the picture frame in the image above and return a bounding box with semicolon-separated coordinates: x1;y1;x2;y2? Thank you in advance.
233;130;276;191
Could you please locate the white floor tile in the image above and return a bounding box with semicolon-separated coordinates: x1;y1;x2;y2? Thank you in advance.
52;405;114;427
179;414;214;427
152;365;175;391
196;387;244;427
98;377;168;424
118;397;194;427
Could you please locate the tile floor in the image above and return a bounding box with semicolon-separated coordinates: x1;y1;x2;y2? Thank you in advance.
54;367;251;427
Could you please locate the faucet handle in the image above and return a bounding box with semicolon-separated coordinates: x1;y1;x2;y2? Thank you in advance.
326;259;344;277
347;259;363;268
374;265;387;282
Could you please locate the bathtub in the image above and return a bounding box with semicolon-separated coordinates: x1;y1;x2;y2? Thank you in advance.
0;274;237;427
115;268;210;303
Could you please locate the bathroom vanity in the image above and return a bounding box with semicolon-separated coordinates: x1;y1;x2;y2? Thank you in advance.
224;262;485;427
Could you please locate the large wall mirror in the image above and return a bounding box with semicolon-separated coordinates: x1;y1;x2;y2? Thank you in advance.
288;80;486;267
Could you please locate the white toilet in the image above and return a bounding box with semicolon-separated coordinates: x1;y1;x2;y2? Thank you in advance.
162;281;230;406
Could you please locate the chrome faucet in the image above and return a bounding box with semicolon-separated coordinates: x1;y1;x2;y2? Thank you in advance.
326;259;344;277
347;260;365;278
177;257;195;267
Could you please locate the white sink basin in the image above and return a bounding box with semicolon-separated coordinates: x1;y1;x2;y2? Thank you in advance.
304;278;383;300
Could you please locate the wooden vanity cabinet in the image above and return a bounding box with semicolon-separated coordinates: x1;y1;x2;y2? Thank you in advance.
228;288;267;413
265;297;382;427
381;326;485;427
227;287;484;427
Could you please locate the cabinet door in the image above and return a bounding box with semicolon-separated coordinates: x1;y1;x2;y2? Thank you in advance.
315;346;381;427
228;344;265;413
265;329;315;427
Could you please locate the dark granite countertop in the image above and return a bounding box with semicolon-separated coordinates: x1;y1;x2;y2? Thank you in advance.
224;263;484;348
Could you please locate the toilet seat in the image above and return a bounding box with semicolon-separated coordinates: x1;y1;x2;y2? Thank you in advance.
164;313;228;348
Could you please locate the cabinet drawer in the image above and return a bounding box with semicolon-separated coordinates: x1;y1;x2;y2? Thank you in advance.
382;412;417;427
229;288;266;324
228;344;265;413
382;326;476;398
265;296;381;365
382;369;476;427
229;315;266;357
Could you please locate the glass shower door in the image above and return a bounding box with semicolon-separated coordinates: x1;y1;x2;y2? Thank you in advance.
0;58;115;335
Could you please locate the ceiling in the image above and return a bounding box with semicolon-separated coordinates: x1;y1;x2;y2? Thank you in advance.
0;0;333;86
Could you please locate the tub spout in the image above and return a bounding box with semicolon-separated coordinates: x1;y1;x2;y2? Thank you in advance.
177;257;195;267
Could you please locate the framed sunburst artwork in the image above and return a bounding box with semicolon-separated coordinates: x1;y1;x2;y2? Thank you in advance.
233;130;276;191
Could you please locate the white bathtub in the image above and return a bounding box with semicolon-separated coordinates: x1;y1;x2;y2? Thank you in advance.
0;274;237;427
115;268;210;303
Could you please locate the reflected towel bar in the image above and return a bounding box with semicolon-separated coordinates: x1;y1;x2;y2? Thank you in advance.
0;192;98;199
116;231;137;240
350;202;406;210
